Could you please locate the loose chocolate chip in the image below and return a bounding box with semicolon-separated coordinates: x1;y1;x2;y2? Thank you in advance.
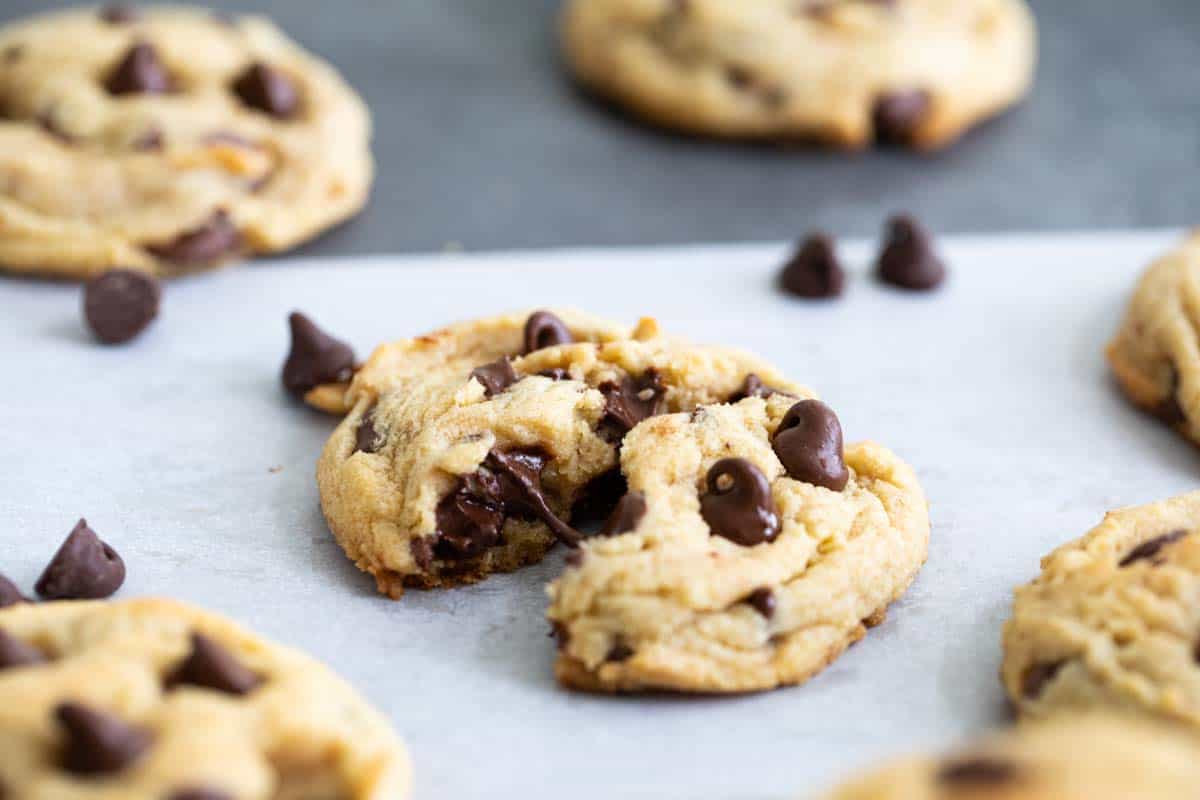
598;370;665;441
876;214;946;291
1157;367;1187;425
169;789;233;800
355;407;381;454
570;468;627;527
82;269;161;345
0;574;26;607
0;629;46;670
410;537;434;572
779;234;845;299
35;519;125;600
167;633;262;695
523;310;574;354
599;493;647;537
1021;660;1064;699
937;757;1018;786
729;374;779;403
700;458;780;546
231;62;299;119
549;622;570;651
772;400;849;491
873;90;931;145
746;588;776;619
1119;530;1188;567
538;368;571;381
281;312;356;398
470;358;518;397
105;42;171;96
99;5;140;24
56;702;151;776
147;210;242;266
606;639;634;662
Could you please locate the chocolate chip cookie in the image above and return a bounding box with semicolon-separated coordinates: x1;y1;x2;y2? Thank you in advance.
0;597;409;798
0;6;372;279
561;0;1036;150
548;395;929;693
1107;233;1200;444
1002;491;1200;728
821;714;1200;799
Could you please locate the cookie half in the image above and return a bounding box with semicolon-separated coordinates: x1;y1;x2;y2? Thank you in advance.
0;6;372;279
0;597;409;798
561;0;1036;150
1002;491;1200;728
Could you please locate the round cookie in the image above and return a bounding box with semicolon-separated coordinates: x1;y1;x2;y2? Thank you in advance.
1002;491;1200;728
317;309;804;599
0;597;409;798
548;395;929;693
1107;232;1200;444
560;0;1036;150
821;714;1200;800
0;6;372;279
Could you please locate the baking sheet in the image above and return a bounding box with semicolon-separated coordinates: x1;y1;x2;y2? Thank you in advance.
1;230;1196;799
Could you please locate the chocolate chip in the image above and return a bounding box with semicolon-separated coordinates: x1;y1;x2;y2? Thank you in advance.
523;310;574;354
105;42;171;96
873;90;931;145
470;358;518;397
231;62;299;118
599;493;647;537
0;629;46;670
746;588;776;619
1021;660;1064;699
779;234;845;299
487;450;581;547
549;622;570;651
876;214;946;291
0;574;27;608
729;374;780;403
700;458;780;546
937;757;1018;786
436;483;506;560
606;639;634;662
772;400;849;491
281;311;356;398
1119;530;1188;567
599;370;665;441
570;468;627;527
35;519;125;600
56;702;151;776
147;210;242;266
410;537;434;572
82;269;161;345
167;633;262;695
168;789;233;800
99;5;140;24
355;407;381;454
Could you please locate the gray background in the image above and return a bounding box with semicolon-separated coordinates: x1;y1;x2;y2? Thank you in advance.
4;1;1198;252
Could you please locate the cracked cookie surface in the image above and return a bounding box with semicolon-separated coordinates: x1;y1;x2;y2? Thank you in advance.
1002;491;1200;728
0;6;372;279
561;0;1036;150
0;597;408;799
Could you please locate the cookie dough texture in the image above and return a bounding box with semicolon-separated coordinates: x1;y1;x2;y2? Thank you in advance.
548;396;929;693
561;0;1036;150
0;597;409;799
0;6;372;279
1107;232;1200;444
821;714;1200;800
1002;491;1200;729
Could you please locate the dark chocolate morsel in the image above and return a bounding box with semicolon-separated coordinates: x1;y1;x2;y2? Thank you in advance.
746;588;776;619
104;42;171;96
700;458;780;546
937;757;1018;786
0;629;46;670
598;493;647;537
470;358;518;398
779;234;845;299
56;702;152;775
167;633;262;695
231;62;299;118
873;89;931;145
876;214;946;291
1021;660;1065;699
281;311;356;398
728;373;779;403
772;400;849;491
1119;530;1188;567
35;519;126;600
82;269;161;345
147;210;242;266
570;468;627;527
523;310;574;354
598;370;665;441
355;407;381;454
0;574;27;607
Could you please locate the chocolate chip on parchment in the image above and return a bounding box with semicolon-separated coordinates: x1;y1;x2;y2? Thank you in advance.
281;311;356;398
523;310;574;354
470;357;518;397
167;633;262;695
0;629;46;670
598;370;665;441
147;210;242;266
99;5;140;24
355;407;381;454
779;233;845;299
1021;660;1064;699
56;702;152;776
729;373;780;403
169;789;233;800
83;269;161;345
599;492;647;537
700;458;780;546
0;574;27;607
35;519;125;600
232;62;299;118
873;90;931;145
772;400;849;491
105;42;171;96
876;214;946;291
1119;530;1188;567
937;757;1018;786
746;588;776;619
